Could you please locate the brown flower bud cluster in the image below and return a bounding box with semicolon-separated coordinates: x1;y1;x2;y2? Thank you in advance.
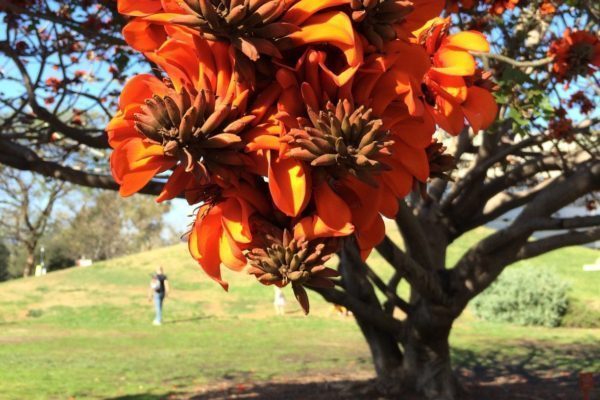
247;230;340;314
284;99;394;187
350;0;414;50
175;0;297;61
426;139;456;181
134;87;254;184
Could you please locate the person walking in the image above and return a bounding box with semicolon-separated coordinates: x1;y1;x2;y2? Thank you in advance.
148;266;169;325
273;286;286;316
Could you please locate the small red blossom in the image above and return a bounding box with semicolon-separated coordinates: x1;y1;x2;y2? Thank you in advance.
548;117;574;142
568;91;594;114
548;29;600;82
489;0;519;15
45;77;62;92
540;0;556;15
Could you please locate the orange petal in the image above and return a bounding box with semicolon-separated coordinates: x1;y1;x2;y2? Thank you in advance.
384;41;432;79
268;152;311;217
379;186;400;218
382;161;414;198
245;123;283;152
371;69;417;116
432;47;476;76
219;229;247;272
287;12;355;48
399;0;445;38
119;74;167;111
156;165;191;203
189;207;229;290
106;116;142;148
312;181;355;236
278;86;305;118
390;140;430;182
355;215;385;261
208;41;233;100
442;31;490;52
388;108;436;149
431;98;465;135
249;83;282;124
429;71;468;102
461;86;498;133
116;161;172;197
225;181;271;216
110;139;170;183
283;0;349;25
220;198;252;244
151;39;201;93
122;20;167;52
118;0;163;16
341;177;380;230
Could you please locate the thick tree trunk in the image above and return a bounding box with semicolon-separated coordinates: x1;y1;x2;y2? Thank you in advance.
354;300;461;399
401;301;462;400
356;315;404;388
23;251;35;277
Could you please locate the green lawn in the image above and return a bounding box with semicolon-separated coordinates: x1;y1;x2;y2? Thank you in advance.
0;228;598;399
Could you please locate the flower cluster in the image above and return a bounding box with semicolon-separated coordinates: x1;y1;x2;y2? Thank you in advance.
548;29;600;82
108;0;497;313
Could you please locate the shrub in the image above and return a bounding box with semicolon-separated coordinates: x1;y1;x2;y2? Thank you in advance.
472;268;569;327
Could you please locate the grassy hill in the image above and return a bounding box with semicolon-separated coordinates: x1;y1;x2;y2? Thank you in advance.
0;227;598;399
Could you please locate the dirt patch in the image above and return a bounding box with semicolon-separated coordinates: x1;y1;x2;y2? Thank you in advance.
148;371;599;400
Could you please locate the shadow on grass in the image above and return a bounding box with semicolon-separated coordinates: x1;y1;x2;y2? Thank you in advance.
104;375;599;400
105;344;600;400
162;316;213;325
106;395;177;400
454;341;600;383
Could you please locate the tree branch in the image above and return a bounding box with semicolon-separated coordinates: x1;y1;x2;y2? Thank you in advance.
309;286;404;335
376;236;450;305
452;160;600;304
0;41;109;149
364;263;412;314
0;139;163;195
516;228;600;260
471;51;554;68
395;200;435;270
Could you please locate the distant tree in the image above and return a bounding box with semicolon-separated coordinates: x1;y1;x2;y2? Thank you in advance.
60;190;171;261
0;240;9;282
0;167;68;277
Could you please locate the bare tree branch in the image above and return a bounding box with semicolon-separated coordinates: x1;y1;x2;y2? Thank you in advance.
0;139;163;196
515;228;600;260
376;236;450;305
471;51;554;68
451;160;600;304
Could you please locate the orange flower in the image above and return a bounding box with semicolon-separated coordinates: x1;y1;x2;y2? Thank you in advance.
247;47;433;258
539;0;556;15
548;29;600;82
108;36;277;199
109;0;500;297
354;39;435;187
188;182;271;289
395;0;445;39
118;0;364;84
417;19;497;135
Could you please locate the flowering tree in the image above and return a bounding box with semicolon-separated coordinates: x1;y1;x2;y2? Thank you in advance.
1;0;599;398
